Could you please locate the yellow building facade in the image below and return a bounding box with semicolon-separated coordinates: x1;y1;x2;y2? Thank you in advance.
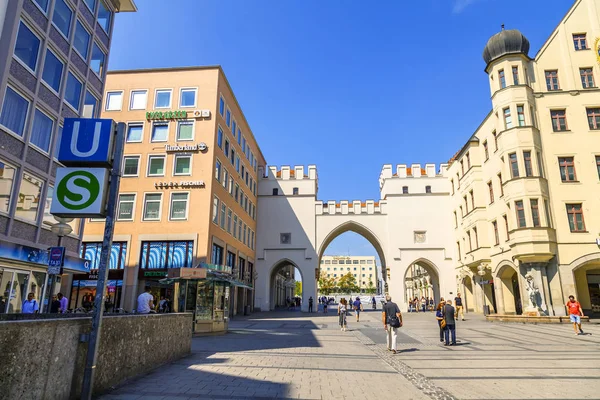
79;66;266;315
320;255;378;293
451;0;600;316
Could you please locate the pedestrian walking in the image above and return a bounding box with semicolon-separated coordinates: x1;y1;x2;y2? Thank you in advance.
308;296;313;313
49;295;60;313
454;293;465;321
372;296;377;310
21;292;39;314
137;286;154;314
323;297;328;314
421;296;427;312
444;299;456;346
57;293;68;313
338;298;348;331
353;296;363;322
435;301;446;342
382;295;402;354
566;295;585;335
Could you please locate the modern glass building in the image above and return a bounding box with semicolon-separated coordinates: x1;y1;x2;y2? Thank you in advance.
0;0;136;314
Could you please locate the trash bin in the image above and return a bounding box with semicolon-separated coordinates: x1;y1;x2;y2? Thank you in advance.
483;305;490;315
244;305;251;316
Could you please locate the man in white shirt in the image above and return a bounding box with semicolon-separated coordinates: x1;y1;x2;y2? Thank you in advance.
137;286;154;314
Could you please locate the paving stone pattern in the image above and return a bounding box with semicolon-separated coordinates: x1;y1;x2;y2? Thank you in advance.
100;310;600;400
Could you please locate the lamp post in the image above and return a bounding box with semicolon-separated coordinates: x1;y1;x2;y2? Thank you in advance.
477;264;488;315
45;216;73;313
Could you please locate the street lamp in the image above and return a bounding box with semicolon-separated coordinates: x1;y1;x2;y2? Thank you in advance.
51;216;73;246
477;264;488;315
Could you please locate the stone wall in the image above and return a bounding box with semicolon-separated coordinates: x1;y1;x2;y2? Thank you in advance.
0;313;193;400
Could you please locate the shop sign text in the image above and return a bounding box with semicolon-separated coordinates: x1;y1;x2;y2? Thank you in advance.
155;180;205;189
165;143;207;153
146;111;188;120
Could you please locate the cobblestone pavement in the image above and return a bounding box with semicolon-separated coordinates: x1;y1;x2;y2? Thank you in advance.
100;310;600;400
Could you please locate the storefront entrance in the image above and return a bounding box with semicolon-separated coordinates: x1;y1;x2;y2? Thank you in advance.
70;270;124;312
0;268;47;313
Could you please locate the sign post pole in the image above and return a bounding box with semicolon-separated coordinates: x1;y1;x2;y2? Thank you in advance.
80;122;125;400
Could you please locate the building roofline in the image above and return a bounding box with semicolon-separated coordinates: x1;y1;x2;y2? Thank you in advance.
106;65;268;165
448;110;492;165
534;0;580;59
109;0;137;12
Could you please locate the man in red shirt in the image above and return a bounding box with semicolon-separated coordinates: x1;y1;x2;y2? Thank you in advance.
566;295;584;335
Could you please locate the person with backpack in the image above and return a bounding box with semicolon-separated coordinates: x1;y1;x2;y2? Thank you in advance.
353;297;363;322
382;295;402;354
338;298;348;331
22;292;39;314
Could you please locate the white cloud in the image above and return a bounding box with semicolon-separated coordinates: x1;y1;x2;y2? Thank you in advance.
453;0;481;13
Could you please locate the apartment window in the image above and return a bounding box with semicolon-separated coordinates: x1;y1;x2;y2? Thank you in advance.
293;187;299;195
212;196;219;224
498;70;506;88
170;193;188;220
228;176;234;196
227;209;232;233
73;21;90;59
580;68;595;88
151;123;168;142
451;179;454;194
425;185;431;193
544;200;552;228
180;89;196;107
587;108;600;130
235;156;240;173
232;215;238;239
460;160;464;175
483;140;489;160
65;72;82;110
573;33;588;50
509;153;519;178
596;156;600;180
469;190;474;209
234;184;239;202
0;160;16;213
1;87;29;137
30;109;53;153
52;0;73;38
558;157;576;182
402;186;408;194
488;181;494;204
230;148;235;165
566;204;585;232
212;243;223;266
523;151;533;177
492;131;498;151
503;107;513;129
217;127;223;149
130;90;147;110
515;200;526;228
466;152;471;168
148;156;165;176
83;91;98;118
456;242;461;260
155;90;172;108
219;96;225;116
530;199;540;227
453;211;457;228
122;156;140;176
226;109;231;127
220;204;226;228
174;154;191;175
215;160;222;182
498;173;504;196
177;121;193;141
142;193;162;221
33;0;49;12
222;169;228;188
492;221;499;245
126;124;143;143
503;215;509;240
512;66;519;85
117;194;135;221
83;0;96;12
97;1;112;32
90;43;105;76
517;105;525;126
545;70;560;90
536;152;544;178
467;231;472;252
105;91;122;111
463;196;468;214
42;49;63;93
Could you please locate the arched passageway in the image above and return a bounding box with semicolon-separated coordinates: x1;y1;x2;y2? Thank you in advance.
404;260;440;310
460;275;475;312
269;260;302;311
571;256;600;315
497;265;522;315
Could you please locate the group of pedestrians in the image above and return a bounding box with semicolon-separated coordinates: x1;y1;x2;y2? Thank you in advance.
21;292;68;314
337;297;364;331
408;296;435;312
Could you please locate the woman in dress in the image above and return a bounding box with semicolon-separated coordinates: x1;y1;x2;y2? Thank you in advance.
338;298;348;331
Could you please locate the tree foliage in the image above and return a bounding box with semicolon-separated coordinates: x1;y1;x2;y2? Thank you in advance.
318;271;336;295
338;272;359;294
366;278;376;295
295;281;302;297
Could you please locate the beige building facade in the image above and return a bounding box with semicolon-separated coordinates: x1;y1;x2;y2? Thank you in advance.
451;0;600;316
319;255;378;293
81;66;266;315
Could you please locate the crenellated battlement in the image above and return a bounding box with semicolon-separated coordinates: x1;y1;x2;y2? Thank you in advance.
379;163;448;189
315;200;386;215
258;165;318;180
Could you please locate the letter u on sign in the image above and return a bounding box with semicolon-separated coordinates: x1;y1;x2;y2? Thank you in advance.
58;118;115;168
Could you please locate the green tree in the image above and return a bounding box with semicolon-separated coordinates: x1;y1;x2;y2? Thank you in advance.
295;281;303;297
318;271;336;295
338;272;359;294
366;278;376;295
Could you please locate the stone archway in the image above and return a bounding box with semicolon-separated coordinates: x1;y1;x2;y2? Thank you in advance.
269;259;302;311
568;253;600;314
404;259;441;310
496;264;523;315
463;275;475;312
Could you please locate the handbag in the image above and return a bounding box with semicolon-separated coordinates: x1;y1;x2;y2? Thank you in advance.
440;318;447;329
388;315;401;328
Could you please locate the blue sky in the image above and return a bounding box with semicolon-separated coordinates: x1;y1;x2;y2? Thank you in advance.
109;0;571;262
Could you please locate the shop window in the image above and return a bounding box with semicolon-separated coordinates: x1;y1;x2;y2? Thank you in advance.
42;49;63;93
81;242;127;269
140;241;193;269
53;0;73;37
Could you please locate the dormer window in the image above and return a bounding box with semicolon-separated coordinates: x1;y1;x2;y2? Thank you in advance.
573;34;588;50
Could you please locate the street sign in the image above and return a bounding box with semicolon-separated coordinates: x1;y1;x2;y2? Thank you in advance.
48;246;65;275
58;118;115;167
50;168;109;217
